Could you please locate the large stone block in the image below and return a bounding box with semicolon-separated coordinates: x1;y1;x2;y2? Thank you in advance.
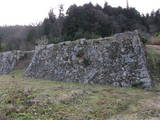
0;51;17;74
0;50;34;74
24;31;151;88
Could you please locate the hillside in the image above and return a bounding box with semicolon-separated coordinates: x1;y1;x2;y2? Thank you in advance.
0;45;160;120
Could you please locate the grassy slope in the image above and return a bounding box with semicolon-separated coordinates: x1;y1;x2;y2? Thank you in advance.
146;45;160;89
0;46;160;120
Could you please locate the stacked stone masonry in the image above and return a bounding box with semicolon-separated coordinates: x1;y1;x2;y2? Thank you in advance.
24;31;151;88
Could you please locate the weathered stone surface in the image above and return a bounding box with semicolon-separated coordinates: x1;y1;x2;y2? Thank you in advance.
0;51;17;74
24;31;151;88
0;50;34;74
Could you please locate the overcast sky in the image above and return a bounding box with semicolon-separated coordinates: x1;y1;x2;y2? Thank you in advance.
0;0;159;26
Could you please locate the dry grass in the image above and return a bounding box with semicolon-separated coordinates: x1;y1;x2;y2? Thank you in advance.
0;69;160;120
0;45;160;120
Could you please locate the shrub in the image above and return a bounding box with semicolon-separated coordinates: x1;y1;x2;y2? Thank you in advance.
76;49;85;58
138;33;148;44
155;32;160;37
74;32;100;40
62;32;100;42
48;37;63;44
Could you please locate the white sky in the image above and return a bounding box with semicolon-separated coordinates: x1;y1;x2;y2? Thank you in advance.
0;0;159;26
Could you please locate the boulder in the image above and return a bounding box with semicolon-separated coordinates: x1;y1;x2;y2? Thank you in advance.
24;31;151;88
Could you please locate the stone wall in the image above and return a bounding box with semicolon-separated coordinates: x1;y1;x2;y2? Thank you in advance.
0;50;34;74
24;31;151;88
